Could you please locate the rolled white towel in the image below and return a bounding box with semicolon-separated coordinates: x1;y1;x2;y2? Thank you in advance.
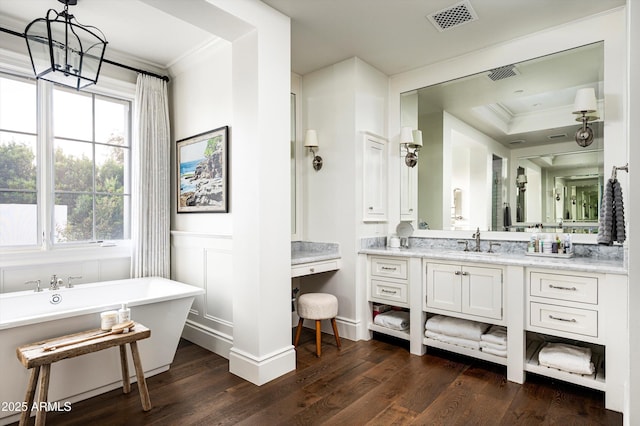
425;315;489;341
481;346;507;358
479;340;506;351
538;342;595;375
425;330;480;350
481;325;507;345
374;310;409;331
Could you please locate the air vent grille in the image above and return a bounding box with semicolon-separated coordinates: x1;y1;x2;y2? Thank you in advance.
487;65;519;81
547;133;568;140
427;0;478;32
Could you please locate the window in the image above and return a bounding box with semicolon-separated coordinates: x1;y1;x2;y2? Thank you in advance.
0;72;131;248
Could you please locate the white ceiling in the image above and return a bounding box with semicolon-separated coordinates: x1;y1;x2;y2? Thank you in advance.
0;0;625;75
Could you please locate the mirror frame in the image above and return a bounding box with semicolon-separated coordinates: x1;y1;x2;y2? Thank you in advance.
388;9;626;244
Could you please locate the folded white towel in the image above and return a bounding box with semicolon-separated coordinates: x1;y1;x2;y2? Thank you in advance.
479;340;506;351
481;325;507;345
374;310;409;331
538;342;595;375
425;330;480;350
481;346;507;358
425;315;489;341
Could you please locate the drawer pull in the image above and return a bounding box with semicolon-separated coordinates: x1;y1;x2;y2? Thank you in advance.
381;266;397;271
309;268;315;273
549;284;577;291
454;270;462;275
461;271;469;276
549;314;577;323
381;289;397;294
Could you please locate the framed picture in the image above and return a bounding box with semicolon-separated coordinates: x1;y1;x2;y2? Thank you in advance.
177;126;229;213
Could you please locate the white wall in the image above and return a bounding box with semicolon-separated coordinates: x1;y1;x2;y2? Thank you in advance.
301;57;388;340
157;0;294;385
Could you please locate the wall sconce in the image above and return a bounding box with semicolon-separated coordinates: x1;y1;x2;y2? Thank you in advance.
401;127;422;168
573;88;599;147
304;129;323;171
516;173;527;192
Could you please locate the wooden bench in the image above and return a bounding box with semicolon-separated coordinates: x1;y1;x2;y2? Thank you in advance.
16;323;152;426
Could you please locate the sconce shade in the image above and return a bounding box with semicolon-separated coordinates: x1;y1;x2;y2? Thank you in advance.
573;88;597;114
400;127;414;145
304;129;319;148
24;1;107;90
411;130;423;148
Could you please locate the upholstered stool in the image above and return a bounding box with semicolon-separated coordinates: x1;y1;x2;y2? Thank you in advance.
294;293;341;357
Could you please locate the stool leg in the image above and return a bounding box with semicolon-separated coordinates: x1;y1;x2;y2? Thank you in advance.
294;317;304;347
119;344;131;394
315;320;322;357
129;342;152;411
19;366;40;426
331;318;342;350
34;364;51;426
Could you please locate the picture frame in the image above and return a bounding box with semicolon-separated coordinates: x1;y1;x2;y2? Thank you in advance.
177;126;229;213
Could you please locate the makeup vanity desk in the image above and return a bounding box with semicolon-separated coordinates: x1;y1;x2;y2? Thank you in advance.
359;244;627;413
291;241;341;278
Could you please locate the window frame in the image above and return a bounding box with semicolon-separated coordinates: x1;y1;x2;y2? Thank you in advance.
0;70;133;252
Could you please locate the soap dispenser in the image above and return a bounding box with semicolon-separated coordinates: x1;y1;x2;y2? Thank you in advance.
118;303;131;323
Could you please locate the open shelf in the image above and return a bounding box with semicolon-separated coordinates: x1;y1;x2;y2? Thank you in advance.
524;339;605;391
368;323;410;341
423;337;507;366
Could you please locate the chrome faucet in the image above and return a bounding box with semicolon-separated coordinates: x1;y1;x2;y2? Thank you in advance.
50;275;63;290
472;227;481;252
25;279;42;292
67;275;82;288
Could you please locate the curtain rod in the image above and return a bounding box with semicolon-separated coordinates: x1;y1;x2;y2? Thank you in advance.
0;26;170;82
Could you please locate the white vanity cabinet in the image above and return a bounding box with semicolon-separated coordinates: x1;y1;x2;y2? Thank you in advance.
362;133;388;222
424;262;503;321
366;256;410;339
524;268;628;412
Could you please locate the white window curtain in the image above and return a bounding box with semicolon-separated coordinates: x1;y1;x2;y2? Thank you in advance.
131;74;171;278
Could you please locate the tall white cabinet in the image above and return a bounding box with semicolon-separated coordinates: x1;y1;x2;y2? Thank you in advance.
362;133;388;222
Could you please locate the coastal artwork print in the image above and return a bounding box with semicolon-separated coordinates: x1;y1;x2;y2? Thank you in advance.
177;126;229;213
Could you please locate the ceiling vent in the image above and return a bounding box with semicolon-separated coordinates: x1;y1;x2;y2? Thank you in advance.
427;0;478;32
509;140;526;145
487;65;519;81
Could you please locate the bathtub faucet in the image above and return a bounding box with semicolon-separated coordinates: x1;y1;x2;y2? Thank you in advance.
49;275;63;291
25;279;42;292
67;275;82;288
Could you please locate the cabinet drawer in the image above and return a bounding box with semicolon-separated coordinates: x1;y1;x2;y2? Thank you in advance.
291;259;340;278
530;302;598;337
371;279;408;305
530;272;598;304
371;257;408;280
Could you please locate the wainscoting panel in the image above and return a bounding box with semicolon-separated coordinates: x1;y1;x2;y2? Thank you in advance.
171;231;233;358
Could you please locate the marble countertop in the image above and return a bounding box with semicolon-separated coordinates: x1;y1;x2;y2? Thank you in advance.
359;246;626;275
291;241;341;265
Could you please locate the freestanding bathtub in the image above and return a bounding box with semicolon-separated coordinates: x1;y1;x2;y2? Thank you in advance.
0;277;204;425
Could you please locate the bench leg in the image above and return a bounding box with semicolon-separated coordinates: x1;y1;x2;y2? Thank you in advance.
19;366;40;426
129;342;151;411
35;364;51;426
119;344;131;394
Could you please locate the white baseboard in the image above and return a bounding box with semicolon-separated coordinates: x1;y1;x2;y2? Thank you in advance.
229;345;296;385
181;320;233;359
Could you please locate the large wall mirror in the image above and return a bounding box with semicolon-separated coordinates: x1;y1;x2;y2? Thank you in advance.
400;42;604;234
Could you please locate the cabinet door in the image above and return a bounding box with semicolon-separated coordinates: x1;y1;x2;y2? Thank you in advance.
426;263;461;312
363;133;388;222
461;266;503;320
400;145;417;221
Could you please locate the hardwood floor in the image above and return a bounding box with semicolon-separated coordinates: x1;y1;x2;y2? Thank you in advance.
33;329;622;425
